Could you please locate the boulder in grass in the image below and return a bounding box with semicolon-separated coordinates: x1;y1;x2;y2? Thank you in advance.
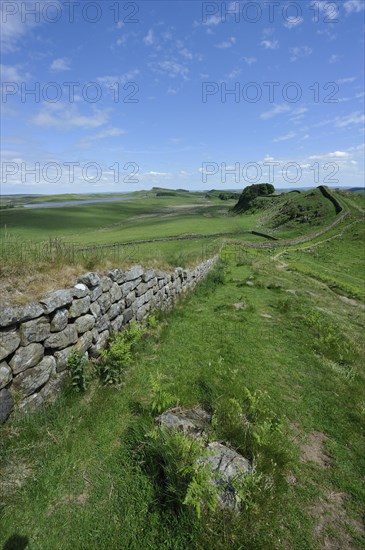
199;442;252;511
156;407;252;511
157;407;211;439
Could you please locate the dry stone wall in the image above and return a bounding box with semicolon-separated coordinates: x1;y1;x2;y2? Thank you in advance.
0;258;217;424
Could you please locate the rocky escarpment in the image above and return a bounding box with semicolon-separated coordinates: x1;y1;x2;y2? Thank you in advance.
0;258;217;424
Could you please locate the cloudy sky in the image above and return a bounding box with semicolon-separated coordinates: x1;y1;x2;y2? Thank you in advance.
1;0;364;194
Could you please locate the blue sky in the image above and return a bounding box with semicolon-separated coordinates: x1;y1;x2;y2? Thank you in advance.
1;0;364;194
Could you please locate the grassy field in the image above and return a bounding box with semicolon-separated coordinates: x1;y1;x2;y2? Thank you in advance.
1;223;364;548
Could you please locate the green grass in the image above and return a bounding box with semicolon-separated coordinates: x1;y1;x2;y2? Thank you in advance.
0;187;347;281
1;228;364;548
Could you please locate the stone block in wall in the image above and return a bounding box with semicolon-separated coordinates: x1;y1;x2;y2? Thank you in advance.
91;328;99;343
147;278;155;290
9;342;44;375
146;289;154;302
39;371;69;404
54;345;74;372
69;296;91;318
158;279;165;289
75;314;95;334
108;303;122;321
75;331;93;355
13;356;55;397
110;314;124;332
110;282;122;303
73;283;90;298
77;272;100;288
97;292;111;314
44;325;78;350
120;281;132;296
100;276;113;292
90;286;102;302
121;277;142;294
125;291;135;308
134;294;147;310
0;361;12;390
95;314;109;333
142;269;155;282
124;266;144;282
40;289;73;314
21;372;70;412
123;308;134;325
19;316;51;346
136;283;148;297
89;330;109;358
0;388;13;423
0;327;20;362
18;392;44;414
107;268;124;283
0;302;44;328
136;306;148;321
90;301;101;319
50;308;69;332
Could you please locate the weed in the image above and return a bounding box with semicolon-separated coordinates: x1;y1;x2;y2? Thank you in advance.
150;373;177;415
67;352;91;392
98;322;145;384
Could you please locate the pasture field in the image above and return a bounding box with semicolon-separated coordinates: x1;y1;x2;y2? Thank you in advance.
1;221;364;549
0;186;359;306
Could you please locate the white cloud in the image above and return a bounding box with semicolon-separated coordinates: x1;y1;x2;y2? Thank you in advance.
143;29;155;46
260;104;291;120
314;111;365;129
32;102;110;130
328;151;351;158
0;64;27;82
179;47;193;60
311;1;338;20
273;132;296;142
202;14;222;27
226;68;241;79
215;37;236;49
309;151;351;160
261;39;279;50
334;112;365;127
0;0;60;53
344;0;365;14
143;171;172;177
329;54;342;64
284;16;304;29
337;77;357;84
85;127;125;141
289;46;313;61
78;127;126;147
243;56;257;65
97;70;140;87
150;60;189;80
50;58;71;71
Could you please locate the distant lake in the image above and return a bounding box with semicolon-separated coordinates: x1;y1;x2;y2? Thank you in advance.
23;197;133;208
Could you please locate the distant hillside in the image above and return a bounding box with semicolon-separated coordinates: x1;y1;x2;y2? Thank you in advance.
233;186;341;230
232;184;275;213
